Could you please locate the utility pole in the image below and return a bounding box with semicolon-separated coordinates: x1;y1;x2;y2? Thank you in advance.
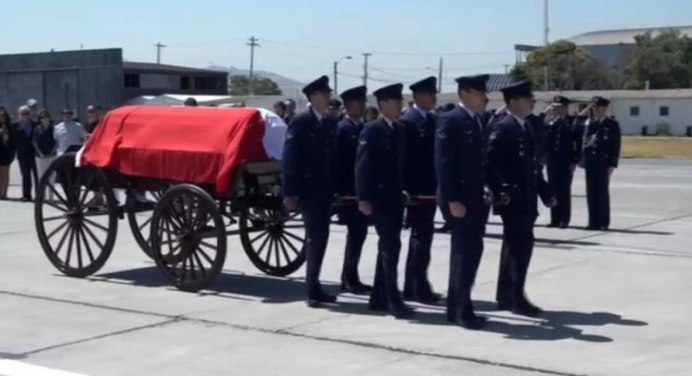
154;42;166;64
247;36;260;96
333;56;352;94
362;53;372;87
543;0;550;91
437;57;443;93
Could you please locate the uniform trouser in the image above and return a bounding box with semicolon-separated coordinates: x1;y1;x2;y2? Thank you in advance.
403;202;437;297
301;203;331;297
496;213;536;305
369;204;405;307
339;206;369;283
36;156;56;201
547;161;573;226
17;153;37;199
442;203;486;319
585;161;610;229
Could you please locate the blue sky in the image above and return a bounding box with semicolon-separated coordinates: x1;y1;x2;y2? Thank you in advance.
4;0;691;92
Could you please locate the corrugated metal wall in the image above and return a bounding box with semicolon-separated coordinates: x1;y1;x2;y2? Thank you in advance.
0;49;123;122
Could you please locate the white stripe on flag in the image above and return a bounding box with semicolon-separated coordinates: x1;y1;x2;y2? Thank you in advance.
0;360;89;376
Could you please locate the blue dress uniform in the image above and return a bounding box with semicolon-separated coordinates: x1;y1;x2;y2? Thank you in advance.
546;96;580;228
355;83;413;319
436;74;491;329
400;76;439;304
582;96;621;230
281;75;338;307
485;81;553;318
334;85;372;294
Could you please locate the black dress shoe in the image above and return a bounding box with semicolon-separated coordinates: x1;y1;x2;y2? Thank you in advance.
546;223;559;228
512;301;543;318
390;302;415;319
341;280;373;295
585;226;600;231
560;223;569;229
368;300;389;312
306;291;337;308
21;197;32;203
415;292;443;306
496;301;514;311
449;315;488;330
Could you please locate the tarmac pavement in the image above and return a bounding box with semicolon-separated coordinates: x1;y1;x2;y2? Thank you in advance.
1;159;691;376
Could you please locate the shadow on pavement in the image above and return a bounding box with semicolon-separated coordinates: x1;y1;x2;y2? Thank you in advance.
0;351;26;360
92;267;339;304
484;233;601;247
326;299;647;343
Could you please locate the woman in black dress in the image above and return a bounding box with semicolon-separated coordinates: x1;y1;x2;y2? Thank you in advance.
0;106;15;199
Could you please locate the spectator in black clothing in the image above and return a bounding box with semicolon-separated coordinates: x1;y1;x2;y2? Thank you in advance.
85;105;104;134
283;99;297;124
13;106;38;202
33;110;57;200
328;99;343;119
0;106;15;200
273;101;287;119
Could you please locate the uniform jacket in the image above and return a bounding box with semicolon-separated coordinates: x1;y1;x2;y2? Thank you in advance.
435;106;486;208
582;117;622;168
546;115;580;166
334;118;363;197
485;115;552;217
281;109;337;204
355;118;404;209
400;108;436;196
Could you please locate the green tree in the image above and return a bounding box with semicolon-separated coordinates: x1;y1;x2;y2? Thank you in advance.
624;30;692;90
511;40;616;91
229;75;283;96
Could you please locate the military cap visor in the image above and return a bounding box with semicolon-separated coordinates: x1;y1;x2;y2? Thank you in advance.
409;76;438;93
552;96;571;106
456;74;489;92
340;86;368;103
501;81;533;100
302;75;332;96
373;83;404;101
592;96;611;107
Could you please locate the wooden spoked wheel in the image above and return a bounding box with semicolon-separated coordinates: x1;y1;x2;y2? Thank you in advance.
34;153;118;277
150;184;227;292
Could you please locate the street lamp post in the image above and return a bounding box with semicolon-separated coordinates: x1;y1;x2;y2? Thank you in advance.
333;56;352;94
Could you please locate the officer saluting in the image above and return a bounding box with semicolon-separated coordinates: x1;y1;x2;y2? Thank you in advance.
545;96;580;229
334;85;372;294
486;81;556;317
400;76;440;304
282;75;338;308
581;96;621;231
436;74;491;329
356;83;414;319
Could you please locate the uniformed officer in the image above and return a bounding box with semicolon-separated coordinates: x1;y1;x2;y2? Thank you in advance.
436;74;491;329
356;83;414;319
334;85;372;295
545;96;580;228
485;81;556;317
400;76;440;305
581;97;621;231
282;75;338;308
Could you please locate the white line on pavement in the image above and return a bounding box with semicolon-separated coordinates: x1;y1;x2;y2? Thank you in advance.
0;360;88;376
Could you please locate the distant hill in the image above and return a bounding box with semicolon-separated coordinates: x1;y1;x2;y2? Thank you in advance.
208;65;305;97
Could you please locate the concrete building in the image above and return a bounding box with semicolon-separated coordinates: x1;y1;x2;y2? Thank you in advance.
0;48;227;121
567;25;692;69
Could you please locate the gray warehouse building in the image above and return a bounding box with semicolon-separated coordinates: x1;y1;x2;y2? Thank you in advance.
0;48;228;121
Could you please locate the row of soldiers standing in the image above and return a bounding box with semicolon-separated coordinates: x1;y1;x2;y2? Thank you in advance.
281;74;621;330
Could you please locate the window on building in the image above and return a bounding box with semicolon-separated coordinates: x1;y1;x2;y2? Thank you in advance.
630;106;640;116
180;76;191;90
660;106;670;116
124;73;140;88
194;76;224;90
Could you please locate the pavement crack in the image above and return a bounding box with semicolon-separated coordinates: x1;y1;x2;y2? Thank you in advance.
21;318;181;357
0;289;591;376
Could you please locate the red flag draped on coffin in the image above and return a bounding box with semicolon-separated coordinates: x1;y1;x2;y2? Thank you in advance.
81;106;270;194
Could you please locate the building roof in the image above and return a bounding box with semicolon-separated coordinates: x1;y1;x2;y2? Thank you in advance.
568;25;692;46
123;62;227;75
486;74;515;92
